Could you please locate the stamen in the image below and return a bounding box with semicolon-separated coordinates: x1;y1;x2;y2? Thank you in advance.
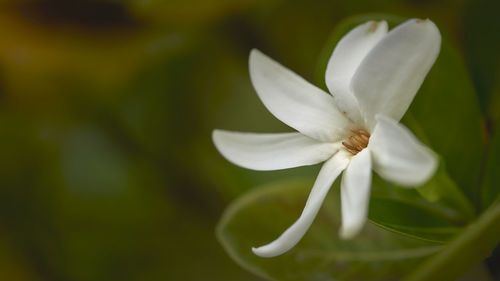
345;147;359;155
341;141;357;150
359;137;369;147
353;135;367;146
343;128;371;155
342;142;359;155
350;129;370;138
360;134;370;143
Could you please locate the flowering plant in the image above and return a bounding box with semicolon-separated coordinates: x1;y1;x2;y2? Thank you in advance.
214;15;500;281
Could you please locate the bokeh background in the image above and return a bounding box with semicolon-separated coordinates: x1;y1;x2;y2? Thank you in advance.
0;0;498;280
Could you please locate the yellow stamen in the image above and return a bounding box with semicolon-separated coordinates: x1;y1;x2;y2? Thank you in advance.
342;141;357;150
350;129;370;138
360;134;370;143
343;129;371;155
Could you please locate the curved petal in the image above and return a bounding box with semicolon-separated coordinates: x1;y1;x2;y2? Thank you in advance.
213;130;340;171
368;115;438;186
339;148;372;239
249;49;352;142
252;151;350;257
351;19;441;128
325;20;388;123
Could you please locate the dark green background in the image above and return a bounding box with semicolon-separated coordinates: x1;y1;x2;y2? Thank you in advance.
0;0;498;280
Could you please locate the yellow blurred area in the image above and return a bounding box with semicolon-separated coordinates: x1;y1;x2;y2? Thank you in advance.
0;234;40;281
0;11;184;100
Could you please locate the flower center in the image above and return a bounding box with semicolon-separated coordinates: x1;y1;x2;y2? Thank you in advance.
342;129;370;155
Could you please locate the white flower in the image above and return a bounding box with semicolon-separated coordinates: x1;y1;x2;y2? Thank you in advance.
212;19;441;258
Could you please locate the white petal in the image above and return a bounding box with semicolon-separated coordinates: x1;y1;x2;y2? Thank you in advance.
252;151;350;257
339;148;372;239
249;49;352;142
213;130;340;171
351;19;441;128
368;115;438;186
325;20;388;123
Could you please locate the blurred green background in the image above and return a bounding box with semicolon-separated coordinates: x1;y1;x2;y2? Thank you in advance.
0;0;498;280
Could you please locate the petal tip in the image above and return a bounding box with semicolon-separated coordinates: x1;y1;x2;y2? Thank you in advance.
378;20;388;30
251;246;260;255
249;48;264;62
251;245;277;258
367;21;379;32
366;20;388;33
211;129;224;146
408;18;441;38
412;149;439;186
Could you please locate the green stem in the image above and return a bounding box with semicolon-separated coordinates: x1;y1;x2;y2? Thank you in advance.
403;198;500;281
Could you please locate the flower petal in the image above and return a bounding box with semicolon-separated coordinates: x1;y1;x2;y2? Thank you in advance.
351;19;441;128
339;148;372;239
368;115;438;186
249;49;352;142
325;20;388;123
213;130;340;171
252;151;350;257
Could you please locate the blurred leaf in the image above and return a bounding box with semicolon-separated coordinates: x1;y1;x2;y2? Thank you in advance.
488;79;500;125
463;0;500;113
315;14;481;208
481;122;500;210
0;232;40;281
456;264;495;281
403;199;500;281
217;179;442;281
129;0;258;27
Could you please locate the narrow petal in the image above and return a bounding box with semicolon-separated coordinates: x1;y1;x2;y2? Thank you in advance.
252;151;350;257
339;148;372;239
368;115;438;186
351;19;441;128
213;130;340;171
249;49;352;142
325;20;388;123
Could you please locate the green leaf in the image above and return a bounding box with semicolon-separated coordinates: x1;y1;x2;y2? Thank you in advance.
403;199;500;281
217;179;443;281
367;171;468;243
368;196;461;243
481;123;500;210
315;13;482;209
